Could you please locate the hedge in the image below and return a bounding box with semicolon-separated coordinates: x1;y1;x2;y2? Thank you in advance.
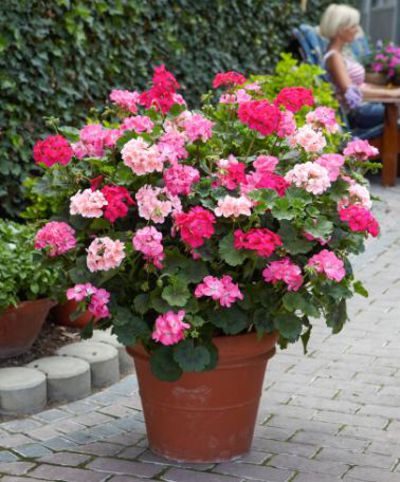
0;0;340;216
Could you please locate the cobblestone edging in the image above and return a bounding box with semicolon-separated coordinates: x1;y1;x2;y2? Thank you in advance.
0;331;134;417
0;182;399;482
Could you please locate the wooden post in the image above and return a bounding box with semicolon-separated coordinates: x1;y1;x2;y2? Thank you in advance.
381;103;398;187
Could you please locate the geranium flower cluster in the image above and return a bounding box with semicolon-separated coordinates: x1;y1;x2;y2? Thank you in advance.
66;283;110;319
371;42;400;79
33;65;380;373
33;135;73;167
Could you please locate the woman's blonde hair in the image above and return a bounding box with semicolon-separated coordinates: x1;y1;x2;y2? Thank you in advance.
319;4;361;39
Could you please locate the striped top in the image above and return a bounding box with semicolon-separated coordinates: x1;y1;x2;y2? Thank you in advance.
324;49;365;86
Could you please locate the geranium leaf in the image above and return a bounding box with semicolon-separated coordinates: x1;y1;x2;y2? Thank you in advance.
150;347;183;382
207;306;249;335
162;277;191;307
173;339;211;372
274;313;303;342
219;233;247;266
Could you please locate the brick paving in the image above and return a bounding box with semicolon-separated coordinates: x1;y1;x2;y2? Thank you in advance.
1;179;400;481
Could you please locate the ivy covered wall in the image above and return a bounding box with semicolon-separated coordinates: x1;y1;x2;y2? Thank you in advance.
0;0;339;216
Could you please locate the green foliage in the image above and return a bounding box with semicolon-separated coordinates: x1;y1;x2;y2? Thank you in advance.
2;0;335;216
0;220;61;312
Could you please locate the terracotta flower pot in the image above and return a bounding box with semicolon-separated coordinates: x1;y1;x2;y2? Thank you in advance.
365;72;387;86
0;299;55;359
127;331;278;462
51;300;92;328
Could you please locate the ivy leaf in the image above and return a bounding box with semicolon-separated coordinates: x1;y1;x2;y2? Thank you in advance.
274;313;303;342
150;346;182;382
173;339;211;372
353;280;368;298
162;277;191;307
207;306;249;335
219;233;247;266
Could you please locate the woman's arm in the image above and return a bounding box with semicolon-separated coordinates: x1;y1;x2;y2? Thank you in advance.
325;51;352;93
361;83;400;99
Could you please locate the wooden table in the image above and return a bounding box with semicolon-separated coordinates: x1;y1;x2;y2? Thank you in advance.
366;96;399;186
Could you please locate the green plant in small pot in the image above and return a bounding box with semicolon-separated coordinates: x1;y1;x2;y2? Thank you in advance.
0;221;61;358
33;66;380;463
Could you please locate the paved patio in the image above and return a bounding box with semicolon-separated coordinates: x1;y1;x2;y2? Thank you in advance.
1;179;400;482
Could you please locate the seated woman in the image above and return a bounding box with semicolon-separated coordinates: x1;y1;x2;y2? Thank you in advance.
320;3;400;130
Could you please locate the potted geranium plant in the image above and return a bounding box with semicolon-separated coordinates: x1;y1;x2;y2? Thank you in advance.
33;66;379;462
0;221;60;358
365;41;400;85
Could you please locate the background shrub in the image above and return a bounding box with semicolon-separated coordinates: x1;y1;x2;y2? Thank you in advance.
0;0;342;216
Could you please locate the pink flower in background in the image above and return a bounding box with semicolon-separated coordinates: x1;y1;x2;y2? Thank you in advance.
67;283;110;319
212;71;247;88
121;138;163;175
238;100;281;136
86;237;125;272
215;195;252;218
139;64;180;114
307;249;346;282
219;93;236;104
158;131;188;163
35;221;76;256
195;275;243;307
243;170;289;197
343;139;379;161
180;112;214;143
217;155;246;190
109;89;140;113
289;125;327;153
263;258;303;291
70;188;108;218
315;153;345;182
101;185;134;222
152;310;190;346
285;162;331;195
33;135;73;167
234;228;282;257
120;115;154;133
236;89;252;103
274;87;314;113
277;110;297;137
339;205;379;237
174;206;216;248
103;129;124;148
133;226;164;268
163;164;200;195
306;107;340;133
135;185;181;223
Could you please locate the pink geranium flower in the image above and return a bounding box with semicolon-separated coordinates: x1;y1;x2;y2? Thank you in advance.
339;205;379;237
121;138;163;175
33;135;73;167
214;195;252;218
285;162;331;195
67;283;110;319
70;188;108;218
174;206;216;248
234;228;282;258
315;154;345;182
263;258;303;291
133;226;164;268
307;250;346;282
35;221;76;256
343;139;379;161
306;107;340;133
135;185;181;224
289;125;327;153
152;310;190;345
195;275;243;307
86;237;125;272
164;164;200;195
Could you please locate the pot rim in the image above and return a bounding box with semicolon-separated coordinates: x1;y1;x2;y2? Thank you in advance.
2;298;57;314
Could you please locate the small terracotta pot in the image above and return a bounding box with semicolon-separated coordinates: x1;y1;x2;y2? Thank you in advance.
127;331;278;462
51;300;92;328
0;299;55;359
365;72;387;86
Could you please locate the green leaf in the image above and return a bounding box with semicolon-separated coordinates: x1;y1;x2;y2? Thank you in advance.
219;233;247;266
111;306;150;345
134;293;151;315
253;308;275;336
278;221;315;254
207;306;249;335
163;249;208;283
274;313;303;342
326;299;347;334
150;346;182;382
353;280;368;298
162;277;191;307
301;324;312;354
173;339;211;372
303;217;333;241
282;292;320;317
272;198;295;220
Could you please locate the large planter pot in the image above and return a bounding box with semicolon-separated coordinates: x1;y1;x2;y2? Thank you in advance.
365;72;387;86
51;300;92;328
127;331;278;462
0;299;55;359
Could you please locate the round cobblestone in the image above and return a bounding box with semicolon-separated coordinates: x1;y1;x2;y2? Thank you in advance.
27;356;91;402
0;367;46;415
56;341;119;388
91;330;134;374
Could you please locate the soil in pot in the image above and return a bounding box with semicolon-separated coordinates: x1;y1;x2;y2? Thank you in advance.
0;299;56;359
128;331;278;463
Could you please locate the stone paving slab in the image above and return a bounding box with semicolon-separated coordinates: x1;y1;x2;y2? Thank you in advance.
1;180;400;481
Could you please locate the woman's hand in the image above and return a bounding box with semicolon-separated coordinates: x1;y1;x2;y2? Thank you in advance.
387;88;400;98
